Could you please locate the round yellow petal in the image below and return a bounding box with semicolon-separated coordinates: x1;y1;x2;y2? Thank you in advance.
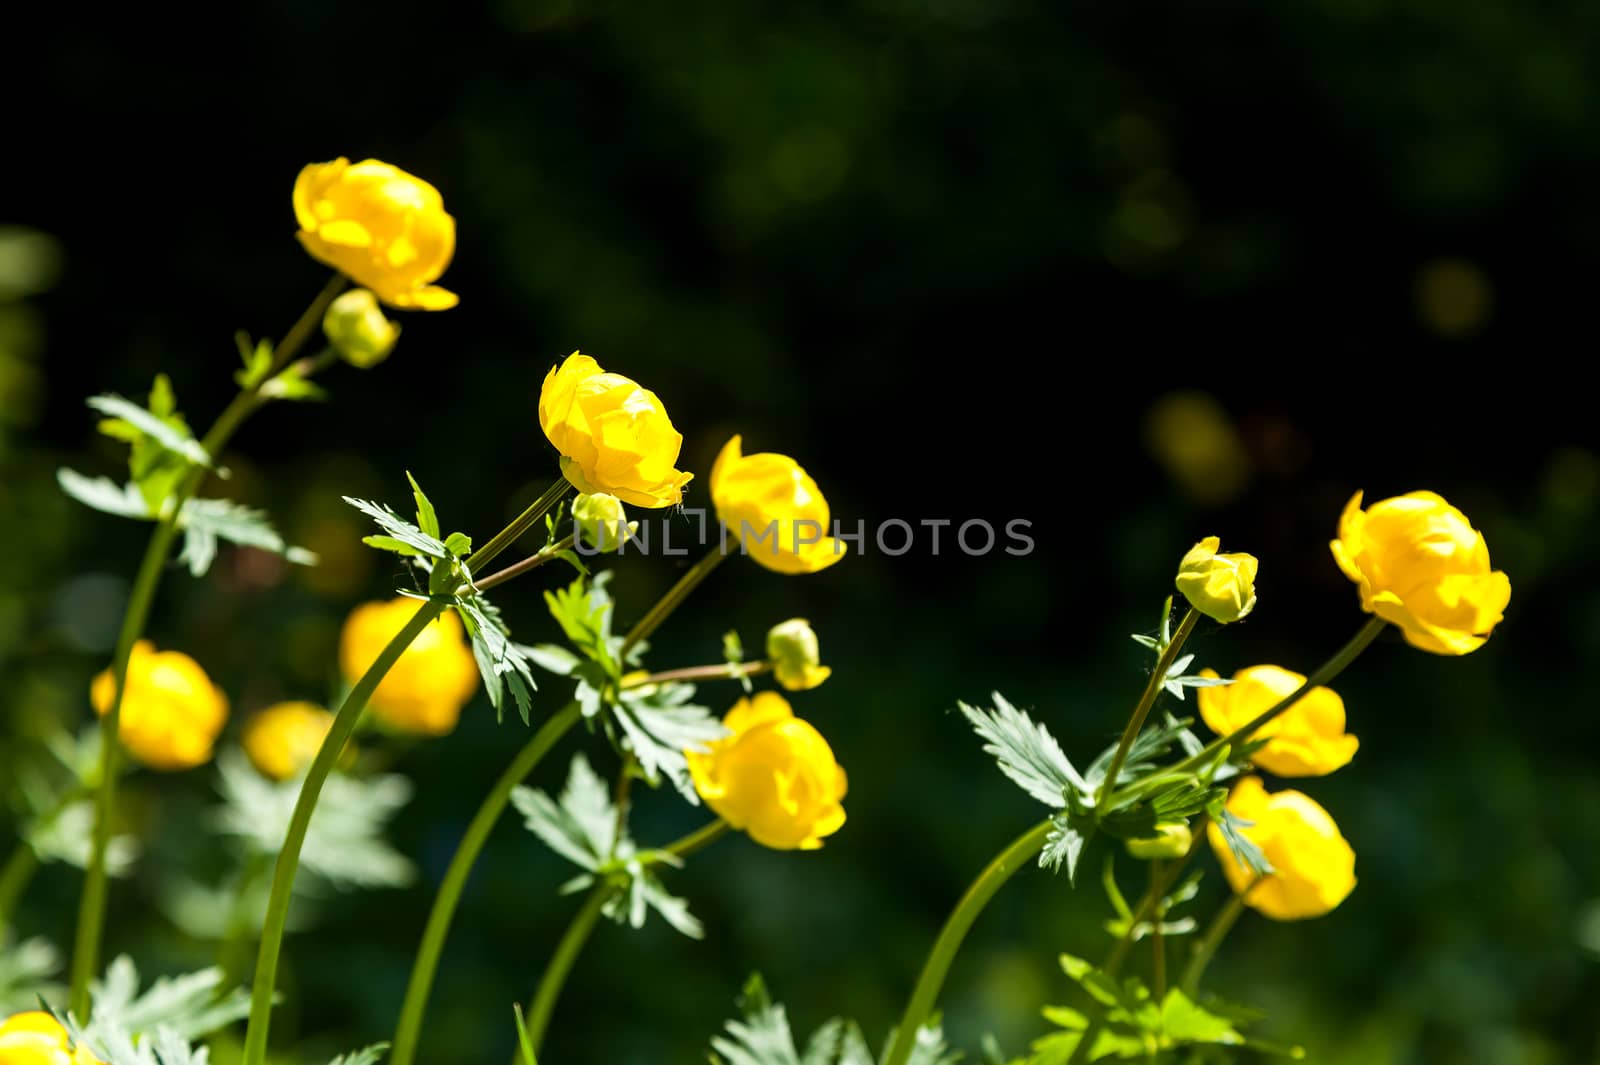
1197;665;1358;777
709;436;847;575
1175;537;1258;623
242;701;337;781
90;641;228;771
338;600;479;735
1207;776;1356;921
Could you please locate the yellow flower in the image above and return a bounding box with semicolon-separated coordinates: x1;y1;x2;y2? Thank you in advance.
338;599;478;735
1207;776;1356;921
710;436;846;575
538;353;692;508
90;641;227;771
294;157;458;310
322;288;401;368
686;691;847;850
1175;536;1258;623
1330;490;1511;655
571;492;636;553
0;1011;104;1065
242;701;337;780
1198;666;1358;777
766;618;831;691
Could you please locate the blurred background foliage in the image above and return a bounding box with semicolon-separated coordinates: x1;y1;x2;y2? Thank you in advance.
4;1;1600;1063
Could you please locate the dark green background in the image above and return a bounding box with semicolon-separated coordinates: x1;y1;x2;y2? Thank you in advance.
4;3;1599;1063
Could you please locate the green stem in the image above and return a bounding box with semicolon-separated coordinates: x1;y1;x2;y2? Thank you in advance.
0;846;39;936
242;598;448;1065
1150;862;1166;1001
1096;608;1199;813
388;702;584;1065
625;661;770;687
1107;617;1387;808
474;534;575;593
1180;880;1257;993
620;548;726;655
882;819;1055;1065
67;274;344;1015
521;819;726;1059
467;481;574;576
521;884;611;1055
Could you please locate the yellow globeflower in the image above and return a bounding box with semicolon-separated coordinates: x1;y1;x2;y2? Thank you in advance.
538;352;692;508
1330;490;1511;655
339;599;478;735
1197;665;1358;777
1175;536;1258;623
294;157;458;310
686;691;847;851
710;436;846;575
90;641;227;771
1207;776;1356;921
0;1011;104;1065
766;618;831;691
242;701;337;780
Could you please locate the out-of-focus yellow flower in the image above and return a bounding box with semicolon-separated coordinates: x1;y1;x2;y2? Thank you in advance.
339;599;478;735
686;691;847;850
322;289;401;368
710;436;845;575
293;158;458;311
766;618;831;691
1126;821;1193;860
1143;391;1252;507
242;701;336;780
90;641;227;771
538;353;691;508
1330;491;1511;655
1198;666;1358;777
1207;776;1355;921
1175;536;1258;623
571;492;636;553
0;1011;104;1065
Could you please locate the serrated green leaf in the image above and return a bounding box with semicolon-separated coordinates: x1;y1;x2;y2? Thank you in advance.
613;684;726;803
1041;809;1092;883
456;595;539;723
57;470;150;520
87;393;212;469
345;496;449;559
177;497;317;577
961;693;1086;808
407;472;440;538
511;750;615;871
1159;989;1243;1046
444;531;473;555
327;1044;390;1065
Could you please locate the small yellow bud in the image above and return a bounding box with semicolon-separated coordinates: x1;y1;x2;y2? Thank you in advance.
572;493;636;554
765;618;831;691
1125;822;1193;860
1175;536;1258;623
323;288;401;368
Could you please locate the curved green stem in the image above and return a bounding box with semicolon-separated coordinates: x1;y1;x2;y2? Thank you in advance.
1096;608;1199;813
1107;617;1387;808
882;819;1054;1065
388;702;584;1065
1180;879;1257;993
521;883;611;1055
1103;816;1205;977
620;548;725;655
67;274;345;1015
467;481;574;576
242;598;448;1065
0;846;39;937
475;534;576;593
520;819;727;1060
625;661;769;687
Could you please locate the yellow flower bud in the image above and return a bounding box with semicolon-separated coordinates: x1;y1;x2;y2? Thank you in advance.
686;692;847;850
1198;665;1357;777
90;641;227;771
322;288;401;368
710;436;846;575
1125;822;1193;860
1175;536;1258;623
293;157;458;310
571;492;636;553
1330;490;1511;655
338;599;478;735
242;701;337;780
1207;776;1356;921
538;352;692;508
765;618;831;691
0;1011;105;1065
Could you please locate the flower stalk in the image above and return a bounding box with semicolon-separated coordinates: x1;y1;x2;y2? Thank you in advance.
1096;607;1200;812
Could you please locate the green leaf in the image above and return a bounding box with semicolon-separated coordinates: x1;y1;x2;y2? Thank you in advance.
407;472;440;538
27;798;141;877
710;974;802;1065
960;693;1086;808
456;595;540;723
70;955;250;1053
235;332;274;388
0;935;60;1015
542;572;621;678
1041;813;1090;883
327;1046;389;1065
511;750;616;872
444;531;473;555
57;470;150;520
259;365;328;402
1058;954;1125;1009
613;683;727;803
1211;803;1274;877
87;391;212;470
611;869;704;940
513;1005;539;1065
177;497;317;577
344;496;450;559
214;750;414;889
525;644;583;676
1158;989;1243;1046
